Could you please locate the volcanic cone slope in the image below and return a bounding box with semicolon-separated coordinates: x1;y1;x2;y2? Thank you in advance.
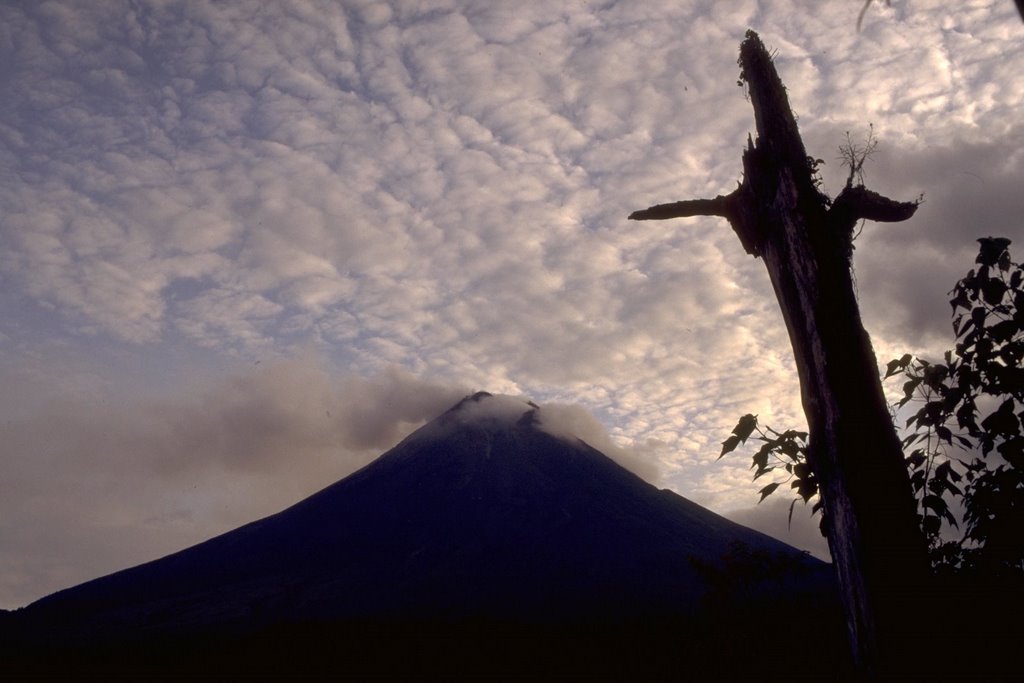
7;393;839;674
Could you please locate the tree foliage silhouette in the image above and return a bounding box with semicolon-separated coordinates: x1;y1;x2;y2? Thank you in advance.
723;237;1024;575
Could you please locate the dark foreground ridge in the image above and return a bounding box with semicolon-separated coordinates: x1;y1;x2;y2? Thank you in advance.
2;393;846;678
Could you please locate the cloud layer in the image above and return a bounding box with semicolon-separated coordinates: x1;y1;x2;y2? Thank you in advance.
1;1;1022;606
0;358;467;608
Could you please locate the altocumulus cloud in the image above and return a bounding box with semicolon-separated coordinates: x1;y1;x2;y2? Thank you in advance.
1;1;1023;606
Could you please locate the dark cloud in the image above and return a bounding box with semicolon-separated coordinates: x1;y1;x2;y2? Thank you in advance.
854;125;1024;355
0;358;466;608
0;357;664;608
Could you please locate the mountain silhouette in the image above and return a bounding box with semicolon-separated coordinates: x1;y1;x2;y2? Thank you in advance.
3;392;845;677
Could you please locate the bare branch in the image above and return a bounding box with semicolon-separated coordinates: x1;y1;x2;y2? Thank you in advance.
628;194;734;221
828;185;920;230
839;124;878;188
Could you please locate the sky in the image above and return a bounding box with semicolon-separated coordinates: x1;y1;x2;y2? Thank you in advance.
1;0;1022;609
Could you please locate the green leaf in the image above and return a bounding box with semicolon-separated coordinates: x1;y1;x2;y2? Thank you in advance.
719;434;742;459
982;278;1008;306
950;288;972;313
752;447;771;472
923;364;949;389
971;306;987;331
989;319;1019;343
902;377;922;402
999;248;1012;271
757;482;781;503
922;494;947;515
906;450;926;469
935;460;961;483
796;476;818;503
732;414;759;440
975;237;1011;267
981;398;1019;436
997;435;1024;468
956;401;978;431
955;315;974;339
884;353;913;378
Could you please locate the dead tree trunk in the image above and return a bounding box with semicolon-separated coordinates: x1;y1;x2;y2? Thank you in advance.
630;30;928;678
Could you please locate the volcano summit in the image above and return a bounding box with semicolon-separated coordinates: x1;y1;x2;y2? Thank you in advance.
3;392;843;677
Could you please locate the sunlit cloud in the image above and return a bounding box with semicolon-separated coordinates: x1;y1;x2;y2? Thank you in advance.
1;0;1022;607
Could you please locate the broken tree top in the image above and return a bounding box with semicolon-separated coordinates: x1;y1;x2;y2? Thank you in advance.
629;30;931;676
628;30;918;258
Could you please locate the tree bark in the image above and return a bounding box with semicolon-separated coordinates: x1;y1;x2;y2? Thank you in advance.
630;30;929;678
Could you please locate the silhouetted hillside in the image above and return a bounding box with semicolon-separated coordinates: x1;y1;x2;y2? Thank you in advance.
2;393;847;678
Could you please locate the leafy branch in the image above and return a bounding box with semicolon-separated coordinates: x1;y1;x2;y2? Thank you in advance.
721;237;1024;574
719;414;818;530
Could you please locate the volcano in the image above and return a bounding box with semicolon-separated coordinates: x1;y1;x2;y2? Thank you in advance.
3;392;844;677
